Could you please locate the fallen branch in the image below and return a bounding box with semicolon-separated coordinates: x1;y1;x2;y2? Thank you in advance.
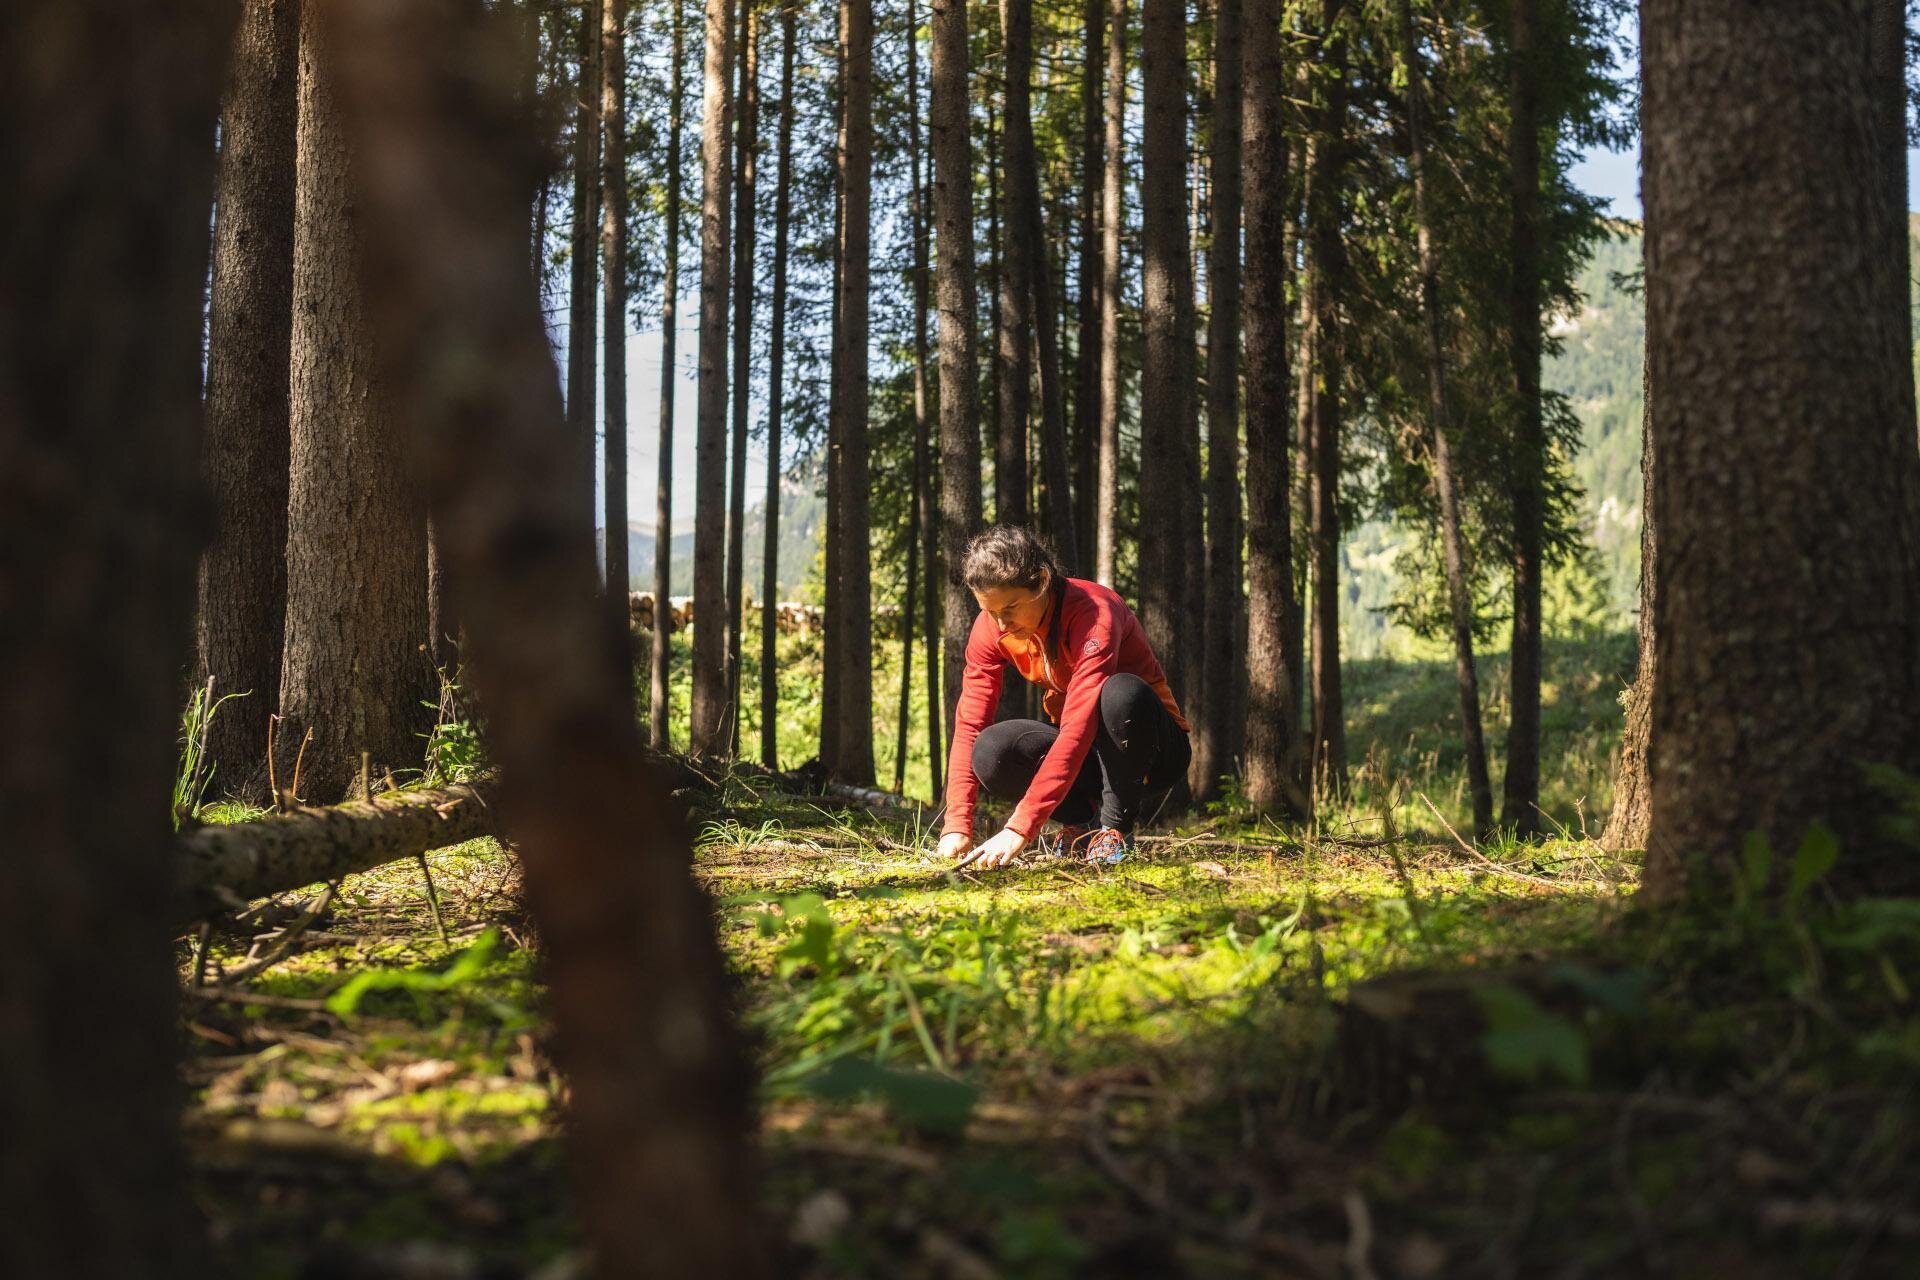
174;780;497;930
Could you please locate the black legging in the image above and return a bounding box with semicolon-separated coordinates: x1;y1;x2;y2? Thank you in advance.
970;673;1191;834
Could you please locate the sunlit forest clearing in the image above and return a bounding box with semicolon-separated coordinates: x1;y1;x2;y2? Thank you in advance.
13;0;1920;1275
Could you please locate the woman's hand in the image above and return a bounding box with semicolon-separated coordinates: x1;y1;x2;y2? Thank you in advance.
971;827;1027;869
936;831;974;864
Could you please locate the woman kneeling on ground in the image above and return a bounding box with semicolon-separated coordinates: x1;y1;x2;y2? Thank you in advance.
937;525;1191;869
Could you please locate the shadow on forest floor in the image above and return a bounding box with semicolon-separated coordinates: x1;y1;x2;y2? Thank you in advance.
180;776;1920;1278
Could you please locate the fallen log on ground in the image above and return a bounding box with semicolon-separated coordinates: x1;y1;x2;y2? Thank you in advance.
173;780;497;929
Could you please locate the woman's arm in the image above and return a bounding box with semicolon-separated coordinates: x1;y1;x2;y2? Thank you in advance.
939;614;1004;839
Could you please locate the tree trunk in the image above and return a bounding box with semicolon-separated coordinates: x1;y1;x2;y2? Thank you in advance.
822;108;844;773
1641;0;1920;897
1871;0;1915;436
1139;0;1194;730
327;5;767;1267
1240;0;1303;815
690;0;734;756
761;0;796;770
932;0;985;740
1600;371;1652;852
568;0;603;525
1;3;231;1270
994;0;1032;540
651;0;686;750
1197;0;1243;805
1305;0;1347;794
828;0;876;783
1032;201;1080;571
280;0;434;802
1500;0;1543;837
428;519;457;668
603;0;631;654
198;0;299;805
1398;0;1492;837
1002;0;1076;570
898;0;936;796
727;0;759;754
1074;0;1105;569
1095;0;1125;586
983;85;1027;727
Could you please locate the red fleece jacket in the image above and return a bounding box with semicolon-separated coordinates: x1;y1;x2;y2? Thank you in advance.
941;577;1188;840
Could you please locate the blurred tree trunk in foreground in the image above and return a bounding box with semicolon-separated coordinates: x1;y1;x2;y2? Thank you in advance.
326;1;767;1270
198;0;299;804
0;0;234;1271
1641;0;1920;897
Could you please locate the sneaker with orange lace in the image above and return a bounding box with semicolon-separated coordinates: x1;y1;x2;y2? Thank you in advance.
1083;827;1134;866
1047;822;1095;858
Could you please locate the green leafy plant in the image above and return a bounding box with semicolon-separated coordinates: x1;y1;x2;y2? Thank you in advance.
325;928;527;1025
421;665;485;786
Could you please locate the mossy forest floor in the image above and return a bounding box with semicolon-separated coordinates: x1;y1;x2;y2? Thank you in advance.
179;636;1920;1278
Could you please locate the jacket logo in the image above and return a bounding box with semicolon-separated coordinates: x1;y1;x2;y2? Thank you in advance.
1081;637;1101;658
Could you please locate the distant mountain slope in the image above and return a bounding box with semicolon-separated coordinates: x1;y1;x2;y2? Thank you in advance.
604;471;825;599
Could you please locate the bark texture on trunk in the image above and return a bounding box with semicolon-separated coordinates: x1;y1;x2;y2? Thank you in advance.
996;0;1035;543
1500;0;1543;837
653;0;686;749
199;0;299;804
1095;0;1125;586
1074;0;1105;569
280;0;434;802
1;5;232;1272
899;0;937;795
828;0;876;783
1398;0;1492;836
1139;0;1194;725
1198;0;1244;804
568;0;604;523
1871;1;1915;437
1305;1;1348;793
1033;197;1080;572
1641;0;1920;897
690;0;734;755
1600;371;1652;852
1241;0;1304;815
327;5;767;1268
603;0;630;636
761;1;796;770
727;0;759;754
932;0;985;739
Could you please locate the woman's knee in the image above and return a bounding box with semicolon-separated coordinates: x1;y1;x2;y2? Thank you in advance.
972;720;1048;796
1098;673;1156;733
